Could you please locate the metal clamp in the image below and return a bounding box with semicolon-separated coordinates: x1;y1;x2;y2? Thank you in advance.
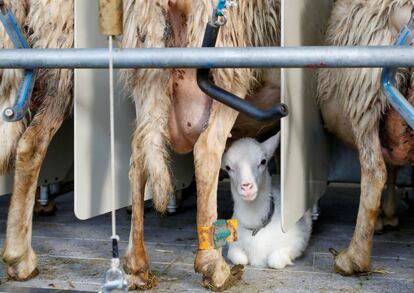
212;0;237;27
381;9;414;129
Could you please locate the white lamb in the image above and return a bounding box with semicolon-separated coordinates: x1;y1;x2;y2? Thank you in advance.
221;132;312;269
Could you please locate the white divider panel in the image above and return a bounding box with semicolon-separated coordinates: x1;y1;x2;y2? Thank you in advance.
281;0;332;232
74;0;135;220
0;176;13;196
74;0;194;220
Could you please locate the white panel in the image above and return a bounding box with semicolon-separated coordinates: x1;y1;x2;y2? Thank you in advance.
281;0;332;232
74;0;194;220
74;0;135;220
0;175;13;196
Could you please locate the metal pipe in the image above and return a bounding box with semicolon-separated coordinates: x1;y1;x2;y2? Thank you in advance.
197;22;288;121
1;47;414;69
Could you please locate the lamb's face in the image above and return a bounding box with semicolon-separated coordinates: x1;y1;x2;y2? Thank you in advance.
222;133;280;202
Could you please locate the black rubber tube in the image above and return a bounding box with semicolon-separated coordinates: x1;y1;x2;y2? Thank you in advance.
197;23;289;121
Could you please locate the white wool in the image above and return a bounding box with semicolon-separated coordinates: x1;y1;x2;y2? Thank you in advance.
222;133;312;269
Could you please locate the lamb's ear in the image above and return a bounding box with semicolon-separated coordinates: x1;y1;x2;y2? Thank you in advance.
262;131;281;159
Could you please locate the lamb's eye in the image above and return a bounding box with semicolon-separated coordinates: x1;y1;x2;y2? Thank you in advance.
260;159;267;165
225;165;231;171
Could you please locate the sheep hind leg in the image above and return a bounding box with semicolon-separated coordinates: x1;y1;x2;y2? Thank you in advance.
124;130;156;290
1;113;65;280
375;165;399;233
194;101;244;291
333;130;386;275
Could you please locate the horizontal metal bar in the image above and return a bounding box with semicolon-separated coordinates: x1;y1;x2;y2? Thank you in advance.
0;46;414;69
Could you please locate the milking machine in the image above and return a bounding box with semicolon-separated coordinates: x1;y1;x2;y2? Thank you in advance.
382;9;414;129
197;0;289;121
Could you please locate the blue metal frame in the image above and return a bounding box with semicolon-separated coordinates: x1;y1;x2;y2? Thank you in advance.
0;1;35;122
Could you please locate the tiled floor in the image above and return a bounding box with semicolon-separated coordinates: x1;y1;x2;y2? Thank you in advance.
0;183;414;292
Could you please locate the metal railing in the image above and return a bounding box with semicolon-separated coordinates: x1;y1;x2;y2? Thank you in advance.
0;46;413;69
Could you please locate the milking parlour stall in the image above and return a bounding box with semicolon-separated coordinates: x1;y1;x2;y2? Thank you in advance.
0;0;414;292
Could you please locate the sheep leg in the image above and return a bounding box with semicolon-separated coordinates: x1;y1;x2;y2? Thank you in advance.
194;100;244;291
375;165;399;233
1;112;65;280
333;131;386;275
124;129;156;290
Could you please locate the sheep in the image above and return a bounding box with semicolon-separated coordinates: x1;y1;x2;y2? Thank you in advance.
221;132;312;269
0;0;73;281
120;0;281;290
317;0;414;276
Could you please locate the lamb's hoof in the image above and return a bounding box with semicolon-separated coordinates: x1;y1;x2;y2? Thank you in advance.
195;250;244;292
331;248;370;276
3;249;39;281
268;251;293;269
34;200;57;216
127;271;157;291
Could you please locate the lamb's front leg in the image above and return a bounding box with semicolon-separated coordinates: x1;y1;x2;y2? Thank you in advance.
333;130;386;275
227;244;248;266
267;248;293;269
2;112;65;280
194;101;244;291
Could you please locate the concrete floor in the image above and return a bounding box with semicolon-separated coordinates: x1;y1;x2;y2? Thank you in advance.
0;183;414;292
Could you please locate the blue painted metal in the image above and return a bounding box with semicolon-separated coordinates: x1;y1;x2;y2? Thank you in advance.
0;2;35;122
382;11;414;129
216;0;227;16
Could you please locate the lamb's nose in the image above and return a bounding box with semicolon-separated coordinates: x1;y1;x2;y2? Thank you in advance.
241;182;253;191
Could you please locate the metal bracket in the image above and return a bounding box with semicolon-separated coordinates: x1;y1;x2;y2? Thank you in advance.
0;2;35;122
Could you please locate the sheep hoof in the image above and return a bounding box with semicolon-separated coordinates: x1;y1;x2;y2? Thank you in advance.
375;214;399;234
333;248;370;276
195;250;243;291
202;265;244;292
383;215;399;230
127;271;157;291
34;200;57;216
4;249;39;281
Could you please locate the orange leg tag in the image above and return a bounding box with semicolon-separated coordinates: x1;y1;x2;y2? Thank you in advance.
198;219;238;250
